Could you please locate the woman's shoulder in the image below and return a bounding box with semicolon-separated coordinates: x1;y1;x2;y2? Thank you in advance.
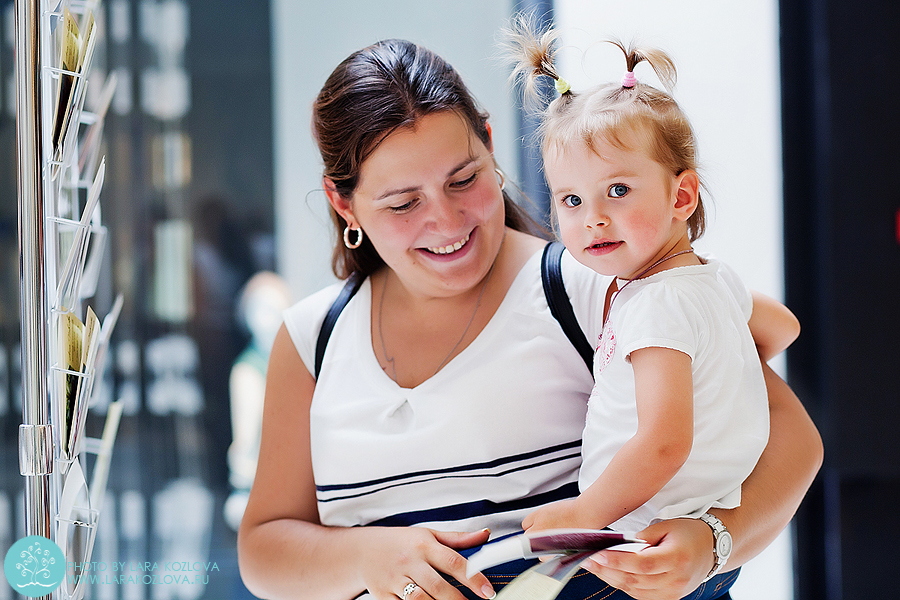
282;278;364;369
284;279;347;325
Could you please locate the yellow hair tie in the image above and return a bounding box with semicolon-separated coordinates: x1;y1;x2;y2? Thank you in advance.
554;77;571;94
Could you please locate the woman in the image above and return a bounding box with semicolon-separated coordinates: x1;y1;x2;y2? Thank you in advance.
237;39;822;600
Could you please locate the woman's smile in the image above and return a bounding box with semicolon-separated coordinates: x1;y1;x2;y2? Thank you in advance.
425;231;472;255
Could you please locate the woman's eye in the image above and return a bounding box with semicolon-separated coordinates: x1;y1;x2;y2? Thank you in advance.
450;172;477;188
609;184;629;198
389;199;417;213
562;195;582;207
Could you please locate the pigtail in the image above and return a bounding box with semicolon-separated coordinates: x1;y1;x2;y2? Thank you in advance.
499;12;572;107
609;39;677;93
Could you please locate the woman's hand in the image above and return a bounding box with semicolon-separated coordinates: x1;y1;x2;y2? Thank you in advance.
581;518;714;600
355;526;495;600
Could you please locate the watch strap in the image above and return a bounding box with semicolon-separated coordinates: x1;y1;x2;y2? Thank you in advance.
699;512;730;583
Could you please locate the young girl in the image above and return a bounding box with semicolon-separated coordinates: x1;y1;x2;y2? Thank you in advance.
505;17;789;579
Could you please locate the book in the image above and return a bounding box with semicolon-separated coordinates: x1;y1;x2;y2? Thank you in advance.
466;529;648;600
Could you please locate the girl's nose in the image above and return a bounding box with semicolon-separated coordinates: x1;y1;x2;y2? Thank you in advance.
584;203;610;228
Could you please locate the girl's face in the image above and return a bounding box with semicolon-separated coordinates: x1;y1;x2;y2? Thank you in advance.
329;111;505;298
545;135;696;280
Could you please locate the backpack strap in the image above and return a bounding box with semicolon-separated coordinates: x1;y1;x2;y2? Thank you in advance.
314;271;365;378
541;241;594;374
314;244;594;379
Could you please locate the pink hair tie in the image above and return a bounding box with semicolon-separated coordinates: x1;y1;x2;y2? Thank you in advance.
621;71;637;88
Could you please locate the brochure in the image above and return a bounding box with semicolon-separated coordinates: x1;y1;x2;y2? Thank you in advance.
466;529;648;600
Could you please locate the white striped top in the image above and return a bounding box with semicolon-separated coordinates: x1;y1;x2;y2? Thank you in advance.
283;248;609;538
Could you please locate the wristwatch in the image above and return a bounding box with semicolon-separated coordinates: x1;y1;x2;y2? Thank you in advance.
699;512;732;582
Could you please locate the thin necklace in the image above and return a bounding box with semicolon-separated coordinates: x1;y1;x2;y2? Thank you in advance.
604;248;695;327
378;264;495;382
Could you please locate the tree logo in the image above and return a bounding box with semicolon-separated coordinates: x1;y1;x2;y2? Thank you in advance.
4;536;66;597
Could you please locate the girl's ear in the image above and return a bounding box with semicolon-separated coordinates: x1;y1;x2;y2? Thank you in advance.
672;170;700;221
485;121;494;153
323;177;357;227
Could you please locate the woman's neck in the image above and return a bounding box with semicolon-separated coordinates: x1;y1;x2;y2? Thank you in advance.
371;228;544;388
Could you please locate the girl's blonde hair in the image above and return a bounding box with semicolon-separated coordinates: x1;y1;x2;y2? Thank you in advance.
501;13;706;241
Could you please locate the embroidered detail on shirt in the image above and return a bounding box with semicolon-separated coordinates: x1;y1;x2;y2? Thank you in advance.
596;319;616;373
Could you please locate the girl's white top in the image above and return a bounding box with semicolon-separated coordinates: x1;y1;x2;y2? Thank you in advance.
582;261;770;532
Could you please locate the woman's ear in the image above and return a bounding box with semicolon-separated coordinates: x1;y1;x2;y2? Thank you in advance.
672;170;700;221
485;121;494;153
323;177;356;227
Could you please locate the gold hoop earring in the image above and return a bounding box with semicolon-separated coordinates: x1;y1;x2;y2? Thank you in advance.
494;168;506;190
343;225;363;249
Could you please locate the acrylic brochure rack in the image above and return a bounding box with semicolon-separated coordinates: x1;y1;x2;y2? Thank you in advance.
16;1;122;599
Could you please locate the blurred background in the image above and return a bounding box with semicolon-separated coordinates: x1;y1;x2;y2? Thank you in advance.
1;1;897;599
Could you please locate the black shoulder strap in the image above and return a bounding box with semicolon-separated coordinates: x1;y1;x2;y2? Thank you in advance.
314;271;365;378
541;241;594;374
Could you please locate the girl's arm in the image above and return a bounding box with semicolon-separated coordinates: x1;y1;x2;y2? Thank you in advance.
523;347;694;531
582;362;822;600
749;290;801;362
237;325;494;600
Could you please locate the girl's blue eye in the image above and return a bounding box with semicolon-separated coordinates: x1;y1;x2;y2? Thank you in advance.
609;184;629;198
562;194;582;207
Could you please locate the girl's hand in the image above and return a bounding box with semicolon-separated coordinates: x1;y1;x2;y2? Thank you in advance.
581;518;715;600
522;498;589;532
356;527;495;600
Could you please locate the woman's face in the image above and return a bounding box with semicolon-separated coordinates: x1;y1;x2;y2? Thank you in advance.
334;111;506;298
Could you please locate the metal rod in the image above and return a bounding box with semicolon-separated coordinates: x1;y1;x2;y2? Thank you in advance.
15;0;53;547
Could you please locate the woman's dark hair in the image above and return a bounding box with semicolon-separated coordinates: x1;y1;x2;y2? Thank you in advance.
313;38;538;279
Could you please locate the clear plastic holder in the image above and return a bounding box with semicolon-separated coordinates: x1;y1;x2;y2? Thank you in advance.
51;214;108;307
49;0;101;18
76;220;106;301
46;64;90;185
56;504;99;600
49;361;95;465
45;0;99;187
79;73;116;178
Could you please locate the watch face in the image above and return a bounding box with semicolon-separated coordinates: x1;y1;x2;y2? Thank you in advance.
717;532;733;558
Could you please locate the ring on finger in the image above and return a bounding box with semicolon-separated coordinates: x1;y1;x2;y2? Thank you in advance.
401;582;419;600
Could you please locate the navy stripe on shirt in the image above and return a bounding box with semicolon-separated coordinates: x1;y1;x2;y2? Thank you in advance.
366;482;581;527
317;451;582;503
316;439;582;494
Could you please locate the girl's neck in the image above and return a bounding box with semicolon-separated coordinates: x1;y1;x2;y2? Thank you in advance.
621;235;699;281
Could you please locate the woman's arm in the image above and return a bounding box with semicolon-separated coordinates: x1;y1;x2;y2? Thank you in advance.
749;291;801;362
237;325;494;600
709;362;822;566
581;363;822;600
